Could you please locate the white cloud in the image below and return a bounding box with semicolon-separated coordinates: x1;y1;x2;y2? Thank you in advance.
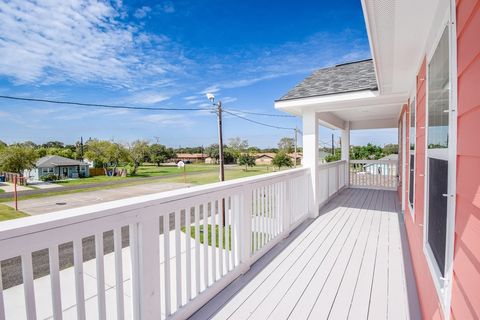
134;6;151;19
127;92;171;104
157;2;175;14
137;114;193;127
0;0;185;88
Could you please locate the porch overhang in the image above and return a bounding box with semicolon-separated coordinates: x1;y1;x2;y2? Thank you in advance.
275;90;407;130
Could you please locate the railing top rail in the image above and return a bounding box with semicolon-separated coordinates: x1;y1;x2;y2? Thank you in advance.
349;159;398;164
318;160;347;169
0;167;309;241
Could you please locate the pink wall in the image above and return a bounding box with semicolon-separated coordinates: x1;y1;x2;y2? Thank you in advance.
400;1;480;319
451;0;480;318
402;60;445;319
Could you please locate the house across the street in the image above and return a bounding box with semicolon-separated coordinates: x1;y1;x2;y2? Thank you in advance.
25;155;90;181
364;154;398;175
174;153;207;163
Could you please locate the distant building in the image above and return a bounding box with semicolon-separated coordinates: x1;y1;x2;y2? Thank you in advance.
175;153;207;163
204;157;217;164
25;155;90;181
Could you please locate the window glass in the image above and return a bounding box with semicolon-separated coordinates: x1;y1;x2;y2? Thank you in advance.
427;27;449;149
409;99;416;208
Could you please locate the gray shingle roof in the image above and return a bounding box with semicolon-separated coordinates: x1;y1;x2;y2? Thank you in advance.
36;155;87;167
277;59;378;101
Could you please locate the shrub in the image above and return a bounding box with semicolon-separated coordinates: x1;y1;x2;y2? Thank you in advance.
40;173;59;182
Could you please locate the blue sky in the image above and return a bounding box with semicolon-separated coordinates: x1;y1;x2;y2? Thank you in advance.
0;0;396;148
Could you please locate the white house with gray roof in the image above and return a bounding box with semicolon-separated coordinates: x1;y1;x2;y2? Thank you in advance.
25;155;89;181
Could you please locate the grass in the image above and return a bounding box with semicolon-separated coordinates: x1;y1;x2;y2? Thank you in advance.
0;164;289;204
182;225;232;250
181;224;267;251
0;189;4;193
53;163;217;186
0;204;29;221
160;165;278;185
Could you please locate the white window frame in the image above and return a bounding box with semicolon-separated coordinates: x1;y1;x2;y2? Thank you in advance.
408;95;416;219
423;2;457;318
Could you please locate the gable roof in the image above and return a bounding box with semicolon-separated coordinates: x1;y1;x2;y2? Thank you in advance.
276;59;378;101
36;155;87;168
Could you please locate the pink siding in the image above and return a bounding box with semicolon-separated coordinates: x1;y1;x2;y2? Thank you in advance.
403;59;444;319
451;0;480;319
400;2;480;319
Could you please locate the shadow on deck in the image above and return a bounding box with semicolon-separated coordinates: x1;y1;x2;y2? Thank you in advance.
190;188;421;320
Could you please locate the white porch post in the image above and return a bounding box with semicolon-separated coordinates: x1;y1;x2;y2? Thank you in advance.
303;110;319;218
341;121;350;187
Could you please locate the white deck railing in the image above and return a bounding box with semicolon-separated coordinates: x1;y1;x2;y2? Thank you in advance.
318;160;347;205
349;160;398;190
0;168;311;320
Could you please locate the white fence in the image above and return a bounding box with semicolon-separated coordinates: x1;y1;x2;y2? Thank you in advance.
349;160;398;190
317;160;347;206
0;168;311;320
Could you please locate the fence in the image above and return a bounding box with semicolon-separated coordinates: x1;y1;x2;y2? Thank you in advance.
349;160;398;190
0;168;311;320
0;172;27;186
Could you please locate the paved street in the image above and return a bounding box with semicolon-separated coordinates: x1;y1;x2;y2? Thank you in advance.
5;181;190;215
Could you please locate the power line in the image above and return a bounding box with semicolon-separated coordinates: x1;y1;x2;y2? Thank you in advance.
223;108;296;118
0;95;212;112
223;109;294;131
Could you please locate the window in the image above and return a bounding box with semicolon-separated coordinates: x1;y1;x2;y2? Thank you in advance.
427;28;450;150
426;25;451;280
409;99;416;209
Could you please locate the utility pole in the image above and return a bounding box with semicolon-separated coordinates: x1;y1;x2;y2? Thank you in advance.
216;101;225;182
80;136;84;161
207;93;226;226
331;133;335;156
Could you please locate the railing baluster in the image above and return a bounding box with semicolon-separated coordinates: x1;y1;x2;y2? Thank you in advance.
219;199;224;277
194;205;201;296
0;263;5;320
21;253;36;320
163;214;171;316
49;245;62;320
225;197;230;272
175;210;182;309
185;208;192;301
95;233;106;320
211;200;217;282
73;239;86;320
113;227;125;320
203;203;209;288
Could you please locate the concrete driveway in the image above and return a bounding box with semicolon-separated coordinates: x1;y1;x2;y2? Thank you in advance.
6;181;191;215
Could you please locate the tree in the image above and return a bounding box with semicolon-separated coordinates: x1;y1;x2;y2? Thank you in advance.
205;144;220;160
324;149;341;162
383;144;398;155
0;140;6;150
150;144;176;166
228;137;248;160
350;143;384;160
238;154;256;171
272;151;293;169
85;140;128;176
128;140;149;175
278;137;295;153
0;145;38;174
42;141;64;149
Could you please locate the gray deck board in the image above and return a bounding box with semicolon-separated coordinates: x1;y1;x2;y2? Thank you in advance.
190;188;420;320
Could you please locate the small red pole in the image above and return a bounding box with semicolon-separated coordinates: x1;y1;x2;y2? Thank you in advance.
14;176;18;211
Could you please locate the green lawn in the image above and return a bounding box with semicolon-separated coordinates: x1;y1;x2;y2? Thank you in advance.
160;165;278;185
0;205;29;222
0;189;4;193
53;164;217;186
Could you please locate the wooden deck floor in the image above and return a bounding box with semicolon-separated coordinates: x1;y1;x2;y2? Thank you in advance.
191;188;420;320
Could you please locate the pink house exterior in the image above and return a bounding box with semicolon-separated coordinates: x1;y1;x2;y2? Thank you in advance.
0;1;478;319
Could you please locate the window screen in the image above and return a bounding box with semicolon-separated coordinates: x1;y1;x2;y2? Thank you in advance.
427;158;448;276
427;27;449;149
409;99;416;208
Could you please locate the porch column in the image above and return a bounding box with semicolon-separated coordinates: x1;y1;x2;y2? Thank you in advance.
302;110;319;218
341;121;350;187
